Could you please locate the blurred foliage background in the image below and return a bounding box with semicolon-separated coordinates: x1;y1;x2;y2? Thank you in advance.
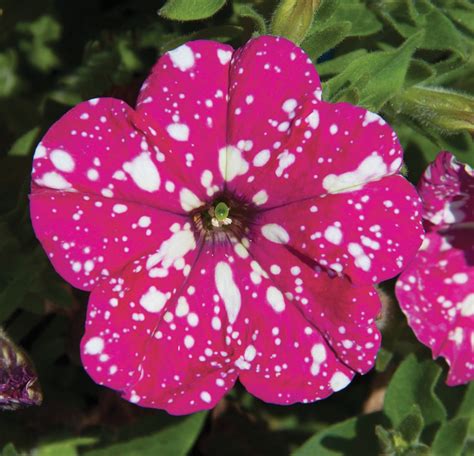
0;0;473;454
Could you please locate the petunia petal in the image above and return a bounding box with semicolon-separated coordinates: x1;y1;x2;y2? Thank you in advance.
247;235;382;375
256;175;424;285
236;267;357;404
217;241;359;404
396;227;474;386
31;98;183;212
81;221;200;396
223;35;321;202
125;248;251;414
418;151;474;228
226;97;404;207
133;40;234;203
30;191;187;290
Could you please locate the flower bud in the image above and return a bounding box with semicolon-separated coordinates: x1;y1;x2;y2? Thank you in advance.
393;86;474;134
271;0;321;44
0;328;42;410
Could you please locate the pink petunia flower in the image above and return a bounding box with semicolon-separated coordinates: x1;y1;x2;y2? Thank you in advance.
396;151;474;386
30;36;424;414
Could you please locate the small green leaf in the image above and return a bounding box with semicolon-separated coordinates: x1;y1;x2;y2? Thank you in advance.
234;4;267;35
0;50;20;98
325;1;381;37
456;381;474;418
375;425;395;454
404;59;435;87
37;437;98;456
384;354;447;428
159;0;226;21
312;0;339;23
85;412;208;456
398;405;424;443
431;418;469;456
404;443;431;456
1;444;19;456
325;32;422;110
8;127;40;156
160;25;243;53
316;50;368;77
294;412;387;456
16;16;62;72
302;21;352;61
375;347;394;372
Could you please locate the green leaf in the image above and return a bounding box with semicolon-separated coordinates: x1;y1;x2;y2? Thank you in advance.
456;381;474;418
376;1;468;59
374;425;395;454
159;0;226;21
37;437;97;456
302;21;352;61
293;412;387;456
375;347;394;372
315;50;368;77
431;418;469;456
404;59;435;87
384;355;447;428
234;4;267;35
324;32;422;110
85;412;207;456
1;444;19;456
325;1;381;37
447;7;474;34
16;15;61;72
312;0;339;24
398;405;424;443
0;50;20;98
8;127;40;156
160;25;243;53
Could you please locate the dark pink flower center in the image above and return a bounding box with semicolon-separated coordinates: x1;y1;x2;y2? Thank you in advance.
190;190;258;245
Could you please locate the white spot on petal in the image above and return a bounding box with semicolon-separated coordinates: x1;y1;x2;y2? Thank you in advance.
215;262;241;324
167;123;190;142
261;224;289;244
84;337;104;355
330;372;351;392
123;153;160;192
50;149;75;172
168;44;195;71
266;286;285;313
140;286;168;313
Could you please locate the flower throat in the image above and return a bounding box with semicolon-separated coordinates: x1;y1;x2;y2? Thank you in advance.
190;190;257;245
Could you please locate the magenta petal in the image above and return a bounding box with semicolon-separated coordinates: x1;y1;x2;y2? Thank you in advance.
248;236;381;376
31;98;184;212
225;99;404;207
396;227;474;385
122;248;250;414
257;175;424;285
396;228;474;385
222;36;320;204
134;40;233;200
418;151;474;228
397;151;474;386
81;222;200;397
30;191;184;290
237;270;357;403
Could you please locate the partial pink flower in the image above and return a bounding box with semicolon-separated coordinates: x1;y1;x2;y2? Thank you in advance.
396;151;474;385
30;36;423;414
